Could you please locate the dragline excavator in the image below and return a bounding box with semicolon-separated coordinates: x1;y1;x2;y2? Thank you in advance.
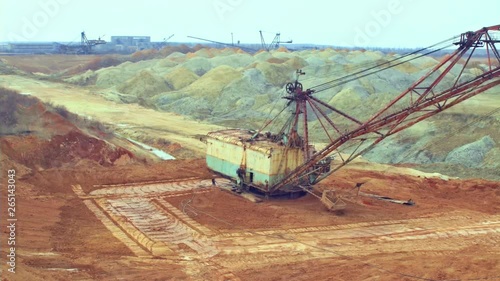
58;32;106;54
205;25;500;208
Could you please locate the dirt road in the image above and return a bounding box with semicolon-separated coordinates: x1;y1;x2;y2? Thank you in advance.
0;75;223;157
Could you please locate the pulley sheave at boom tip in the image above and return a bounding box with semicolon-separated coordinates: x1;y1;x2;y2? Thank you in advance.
269;24;500;192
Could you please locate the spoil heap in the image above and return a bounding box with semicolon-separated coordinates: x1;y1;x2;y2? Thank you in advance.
63;47;499;177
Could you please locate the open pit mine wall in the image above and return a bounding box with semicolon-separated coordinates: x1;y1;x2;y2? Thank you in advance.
206;130;305;189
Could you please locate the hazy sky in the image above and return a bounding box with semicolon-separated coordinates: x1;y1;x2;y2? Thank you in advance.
1;0;499;47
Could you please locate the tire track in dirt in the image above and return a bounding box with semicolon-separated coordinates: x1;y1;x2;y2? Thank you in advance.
73;178;500;280
78;179;227;257
154;198;215;236
81;200;150;257
74;179;242;279
106;197;219;258
89;178;231;198
211;214;500;271
90;179;210;197
95;198;172;256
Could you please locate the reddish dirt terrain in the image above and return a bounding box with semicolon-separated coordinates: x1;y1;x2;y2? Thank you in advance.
1;152;498;281
0;55;101;74
0;87;499;281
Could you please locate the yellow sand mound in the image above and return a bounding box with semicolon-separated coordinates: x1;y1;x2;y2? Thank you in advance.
164;67;199;90
118;70;171;98
183;65;241;97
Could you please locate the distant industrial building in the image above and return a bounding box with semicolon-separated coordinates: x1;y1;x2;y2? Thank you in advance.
4;42;58;54
0;43;8;53
110;36;150;46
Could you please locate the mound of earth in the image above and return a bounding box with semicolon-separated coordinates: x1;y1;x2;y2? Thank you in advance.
3;46;499;178
163;67;199;90
0;88;136;169
1;131;133;169
117;70;171;103
65;47;456;129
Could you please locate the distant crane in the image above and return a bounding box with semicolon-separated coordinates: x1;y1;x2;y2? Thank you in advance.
58;31;106;54
187;35;257;53
259;30;293;51
164;34;175;43
154;34;175;50
80;31;106;53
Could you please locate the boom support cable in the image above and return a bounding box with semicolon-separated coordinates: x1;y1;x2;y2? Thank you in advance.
270;25;500;192
310;43;455;93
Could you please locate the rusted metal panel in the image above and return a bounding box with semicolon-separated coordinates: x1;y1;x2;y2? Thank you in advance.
246;149;271;175
269;148;304;176
206;129;306;187
207;137;245;166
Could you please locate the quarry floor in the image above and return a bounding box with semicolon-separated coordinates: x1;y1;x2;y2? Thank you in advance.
0;72;499;280
1;159;499;281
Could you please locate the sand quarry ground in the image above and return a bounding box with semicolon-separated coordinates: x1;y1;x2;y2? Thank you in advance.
0;54;499;281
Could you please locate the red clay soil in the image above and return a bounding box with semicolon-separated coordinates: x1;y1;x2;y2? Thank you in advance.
0;160;195;281
0;92;136;170
323;168;500;214
1;147;498;281
174;167;499;281
235;247;500;281
165;167;499;231
0;55;101;74
1;91;498;281
1;131;134;169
